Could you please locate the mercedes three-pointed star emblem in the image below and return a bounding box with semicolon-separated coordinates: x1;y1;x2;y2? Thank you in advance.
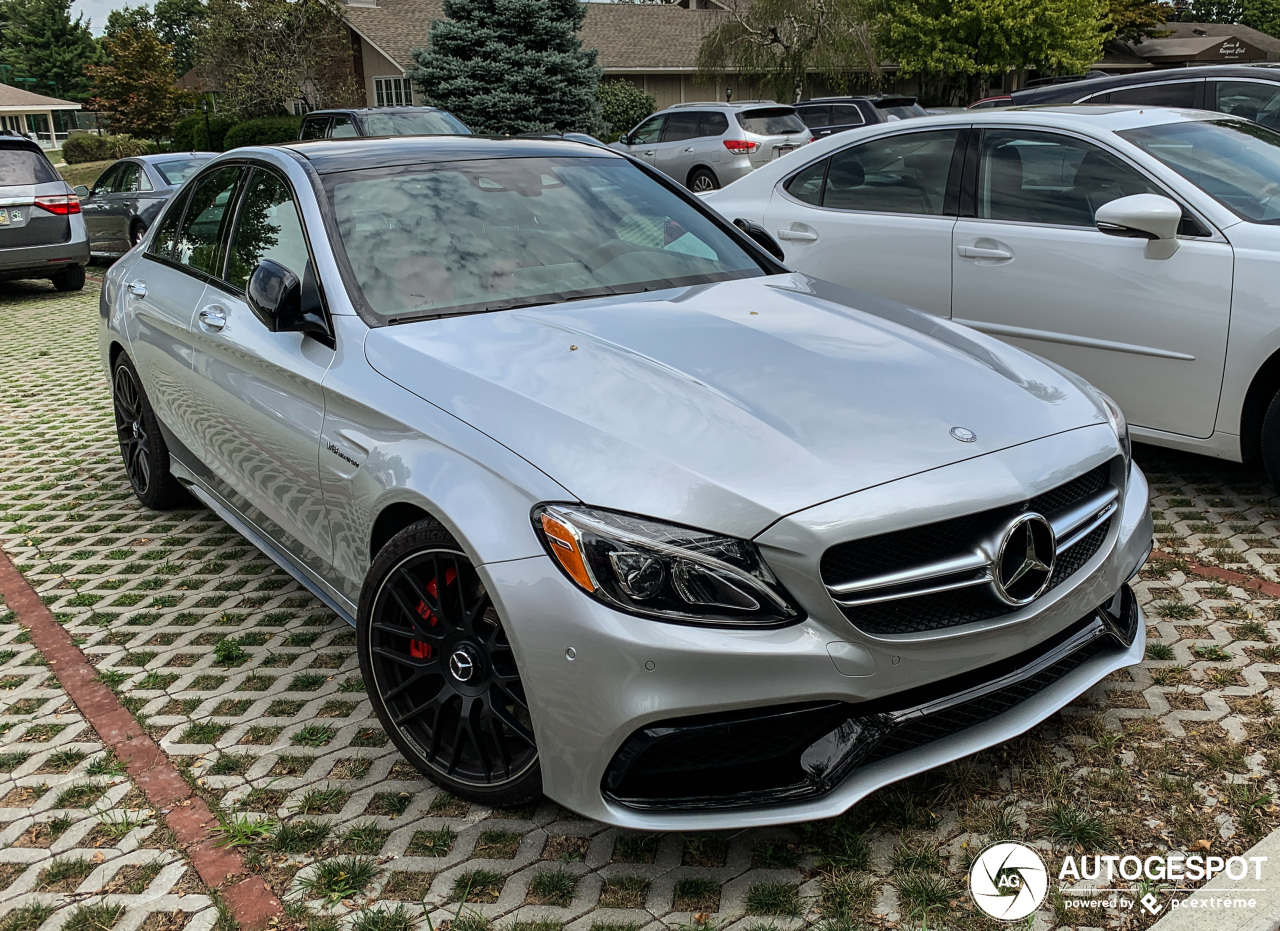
992;513;1056;605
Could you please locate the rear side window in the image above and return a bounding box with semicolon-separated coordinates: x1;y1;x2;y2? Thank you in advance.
797;105;830;128
737;108;806;135
0;147;58;185
701;112;728;136
300;117;329;140
148;191;189;260
784;157;828;205
831;105;865;126
662;111;702;142
330;115;359;138
175;166;243;275
1105;82;1197;107
821;130;961;215
1214;80;1280;130
225;170;310;290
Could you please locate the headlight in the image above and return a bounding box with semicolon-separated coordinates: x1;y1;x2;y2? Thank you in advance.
533;505;802;627
1092;388;1131;465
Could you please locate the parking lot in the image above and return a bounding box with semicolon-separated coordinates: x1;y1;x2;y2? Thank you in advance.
2;278;1280;931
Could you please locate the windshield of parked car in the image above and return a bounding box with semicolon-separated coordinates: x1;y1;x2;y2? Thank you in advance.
1119;119;1280;224
359;110;471;137
737;108;806;136
0;148;58;186
155;157;211;186
325;156;766;322
877;104;929;121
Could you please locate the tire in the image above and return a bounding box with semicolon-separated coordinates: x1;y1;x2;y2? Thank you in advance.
358;519;542;806
111;354;190;509
1261;390;1280;490
52;264;85;292
129;221;146;248
688;168;720;193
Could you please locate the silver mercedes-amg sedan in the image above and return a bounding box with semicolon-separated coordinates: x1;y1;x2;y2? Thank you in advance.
99;136;1151;830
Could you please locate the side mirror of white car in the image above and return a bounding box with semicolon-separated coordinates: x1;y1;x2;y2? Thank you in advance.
1096;194;1183;258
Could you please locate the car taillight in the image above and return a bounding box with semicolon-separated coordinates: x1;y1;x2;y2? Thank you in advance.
34;194;80;215
724;139;759;153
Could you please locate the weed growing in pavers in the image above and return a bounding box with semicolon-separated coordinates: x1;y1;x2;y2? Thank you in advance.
241;725;284;744
405;827;455;857
751;841;799;869
450;913;492;931
95;810;149;841
215;812;277;847
427;791;468;817
1235;620;1274;641
611;832;658;862
474;830;521;859
179;721;231;744
40;748;86;772
241;673;276;690
214;698;254;715
272;819;331;853
300;856;380;902
214;638;248;666
381;871;436;900
351;906;416;931
21;723;66;740
600;876;650;908
292;724;337;747
296;786;348;814
366;791;414;816
891;837;943;872
895;871;955;924
103;860;163;894
452;869;506;902
97;669;130;689
1146;642;1176;660
964;801;1019;839
55;783;106;808
0;863;23;891
0;750;28;772
311;652;346;669
682;833;728;866
37;855;94;890
673;877;720;911
289;672;327;691
8;697;44;714
0;906;57;931
1037;799;1110;849
745;882;801;916
208;753;254;776
268;699;306;716
190;674;227;690
1194;644;1233;661
318;700;357;717
272;755;315;776
339;823;390;855
1196;738;1249;772
543;834;589;861
338;676;364;693
160;698;202;715
240;787;286;810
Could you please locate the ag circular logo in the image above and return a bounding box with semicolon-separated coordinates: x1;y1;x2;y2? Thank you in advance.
969;842;1048;921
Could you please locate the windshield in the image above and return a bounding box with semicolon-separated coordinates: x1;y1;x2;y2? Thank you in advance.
1119;119;1280;224
0;148;58;186
359;110;471;137
325;156;765;322
879;104;929;121
155;157;211;186
737;108;806;136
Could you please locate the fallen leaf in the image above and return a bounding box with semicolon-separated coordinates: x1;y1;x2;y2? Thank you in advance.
1190;839;1212;852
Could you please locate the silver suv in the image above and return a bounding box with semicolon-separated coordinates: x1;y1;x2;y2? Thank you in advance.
611;101;811;192
0;131;89;291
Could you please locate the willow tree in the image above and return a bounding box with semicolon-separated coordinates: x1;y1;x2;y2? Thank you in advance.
695;0;881;104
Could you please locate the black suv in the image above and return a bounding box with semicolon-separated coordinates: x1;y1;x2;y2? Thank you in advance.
1011;64;1280;130
298;106;471;140
793;96;929;138
0;131;88;291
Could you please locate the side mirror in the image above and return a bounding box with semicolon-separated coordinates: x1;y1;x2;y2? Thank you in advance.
618;133;631;147
1096;194;1181;241
247;259;334;346
72;184;89;198
733;217;786;263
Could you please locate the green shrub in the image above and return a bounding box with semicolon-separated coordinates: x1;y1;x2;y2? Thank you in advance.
223;116;302;150
597;80;656;142
172;113;235;152
61;133;151;164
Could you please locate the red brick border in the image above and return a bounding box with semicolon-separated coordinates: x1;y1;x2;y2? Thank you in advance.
1151;547;1280;599
0;548;284;930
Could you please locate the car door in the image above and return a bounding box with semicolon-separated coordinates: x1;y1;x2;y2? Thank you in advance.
796;104;832;137
300;116;330;140
827;103;867;136
329;114;359;138
618;114;664;167
109;162;148;247
761;126;964;317
187;165;335;573
951;127;1233;439
81;164;121;252
655;110;703;184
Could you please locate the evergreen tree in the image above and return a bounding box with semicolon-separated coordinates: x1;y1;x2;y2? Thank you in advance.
154;0;208;77
89;26;191;139
0;0;99;102
104;3;153;39
410;0;601;135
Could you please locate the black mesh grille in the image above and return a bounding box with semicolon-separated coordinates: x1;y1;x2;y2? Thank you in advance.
820;462;1115;636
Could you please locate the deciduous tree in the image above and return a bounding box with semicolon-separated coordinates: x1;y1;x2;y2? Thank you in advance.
1106;0;1169;42
410;0;602;134
89;26;192;139
597;80;656;140
155;0;208;78
1189;0;1280;37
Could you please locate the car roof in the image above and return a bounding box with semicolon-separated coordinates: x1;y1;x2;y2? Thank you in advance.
0;131;46;154
133;152;218;163
800;95;916;103
960;103;1237;132
662;100;790;111
305;106;448;117
279;135;621;173
1014;64;1280;101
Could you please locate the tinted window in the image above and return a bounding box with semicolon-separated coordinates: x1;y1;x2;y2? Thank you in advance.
155;157;210;186
148;192;188;260
630;115;663;145
116;163;141;193
701;112;729;136
831;105;864;126
300;117;329;140
978;129;1160;226
90;165;120;196
821;129;960;214
662;111;702;142
330;115;359;139
797;105;831;128
226;171;310;290
175;166;242;275
784;157;828;205
1106;81;1197;108
326;156;764;322
1214;80;1280;130
360;110;471;136
737;107;805;135
1120;118;1280;223
0;147;57;185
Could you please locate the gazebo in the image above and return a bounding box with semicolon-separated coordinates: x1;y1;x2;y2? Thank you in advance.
0;84;81;149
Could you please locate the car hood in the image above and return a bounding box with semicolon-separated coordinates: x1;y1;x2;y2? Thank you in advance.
365;274;1107;539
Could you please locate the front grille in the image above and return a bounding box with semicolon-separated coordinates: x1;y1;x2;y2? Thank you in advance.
820;461;1116;636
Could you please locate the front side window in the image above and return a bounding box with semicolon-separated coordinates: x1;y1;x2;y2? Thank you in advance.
90;165;120;196
300;117;329;140
820;129;960;215
1106;81;1197;108
325;156;766;322
978;129;1160;227
174;166;243;275
330;116;359;139
226;170;310;291
1214;80;1280;130
1120;118;1280;223
630;115;663;145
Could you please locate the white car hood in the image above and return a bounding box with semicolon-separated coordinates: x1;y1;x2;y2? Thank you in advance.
365;274;1106;538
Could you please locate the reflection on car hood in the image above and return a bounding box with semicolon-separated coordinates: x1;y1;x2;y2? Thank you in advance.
365;274;1105;538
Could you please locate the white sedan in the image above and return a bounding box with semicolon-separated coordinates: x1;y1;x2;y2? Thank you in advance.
706;106;1280;482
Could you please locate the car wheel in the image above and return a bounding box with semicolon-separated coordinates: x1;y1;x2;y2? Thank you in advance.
1262;391;1280;490
358;520;542;806
52;264;85;292
129;221;146;247
111;354;189;509
688;168;720;193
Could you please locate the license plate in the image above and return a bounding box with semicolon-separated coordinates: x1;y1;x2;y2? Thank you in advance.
0;212;8;226
775;145;797;158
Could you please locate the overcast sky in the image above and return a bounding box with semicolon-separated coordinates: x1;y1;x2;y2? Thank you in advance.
73;0;124;34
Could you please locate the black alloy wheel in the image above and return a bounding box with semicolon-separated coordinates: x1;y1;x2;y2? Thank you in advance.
110;354;187;509
360;522;540;804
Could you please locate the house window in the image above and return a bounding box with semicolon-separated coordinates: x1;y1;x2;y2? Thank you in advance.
374;76;413;107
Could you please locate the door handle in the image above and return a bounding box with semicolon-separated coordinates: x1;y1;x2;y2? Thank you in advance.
126;280;146;298
684;147;695;153
957;245;1013;260
777;229;819;242
198;307;227;332
643;150;655;156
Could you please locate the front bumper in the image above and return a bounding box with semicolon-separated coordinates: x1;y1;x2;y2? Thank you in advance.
483;430;1150;829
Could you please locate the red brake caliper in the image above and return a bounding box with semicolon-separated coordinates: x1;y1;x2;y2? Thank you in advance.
410;567;456;658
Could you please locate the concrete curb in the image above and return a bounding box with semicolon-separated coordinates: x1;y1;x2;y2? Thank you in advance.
1146;826;1280;931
